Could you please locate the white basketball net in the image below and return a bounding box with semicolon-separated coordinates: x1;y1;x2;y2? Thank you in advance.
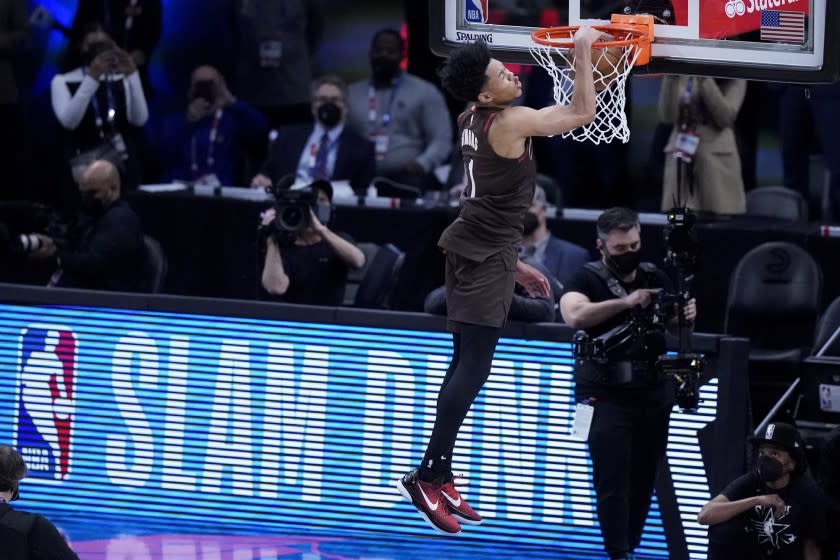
530;32;644;144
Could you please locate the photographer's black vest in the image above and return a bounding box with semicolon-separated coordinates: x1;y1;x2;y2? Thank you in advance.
583;260;659;297
576;261;663;387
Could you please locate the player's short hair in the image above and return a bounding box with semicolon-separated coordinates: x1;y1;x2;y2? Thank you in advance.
0;445;26;492
596;207;640;240
439;40;491;102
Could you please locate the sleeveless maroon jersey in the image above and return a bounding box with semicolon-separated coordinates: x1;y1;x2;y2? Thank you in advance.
438;105;536;262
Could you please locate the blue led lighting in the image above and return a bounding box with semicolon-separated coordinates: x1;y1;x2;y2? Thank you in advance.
0;304;720;557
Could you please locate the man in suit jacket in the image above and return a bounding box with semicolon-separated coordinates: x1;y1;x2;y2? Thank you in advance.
251;75;375;195
521;186;590;287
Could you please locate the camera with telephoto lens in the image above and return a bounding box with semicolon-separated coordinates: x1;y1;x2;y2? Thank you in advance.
0;228;45;256
0;203;66;257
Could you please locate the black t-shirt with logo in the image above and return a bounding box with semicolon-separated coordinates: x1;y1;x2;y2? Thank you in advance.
720;471;828;560
266;233;353;306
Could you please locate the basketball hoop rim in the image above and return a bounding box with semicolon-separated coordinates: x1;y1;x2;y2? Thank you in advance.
530;24;651;50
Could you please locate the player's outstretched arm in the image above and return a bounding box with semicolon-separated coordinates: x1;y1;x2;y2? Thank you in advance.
501;26;604;138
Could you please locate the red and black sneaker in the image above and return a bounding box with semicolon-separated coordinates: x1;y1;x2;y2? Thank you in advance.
397;469;461;535
440;474;482;525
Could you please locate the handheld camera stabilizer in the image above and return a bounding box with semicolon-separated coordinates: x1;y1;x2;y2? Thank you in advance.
658;207;703;411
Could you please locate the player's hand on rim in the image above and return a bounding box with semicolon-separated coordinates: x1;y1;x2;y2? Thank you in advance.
573;25;610;47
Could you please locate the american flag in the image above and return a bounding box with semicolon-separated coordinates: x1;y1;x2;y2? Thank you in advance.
760;10;806;43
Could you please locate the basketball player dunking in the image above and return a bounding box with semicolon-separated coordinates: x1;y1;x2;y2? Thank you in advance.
397;28;606;534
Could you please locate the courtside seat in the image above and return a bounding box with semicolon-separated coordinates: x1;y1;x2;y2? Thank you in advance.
725;241;822;362
143;235;168;294
746;186;808;222
813;296;840;357
344;242;381;305
354;243;405;309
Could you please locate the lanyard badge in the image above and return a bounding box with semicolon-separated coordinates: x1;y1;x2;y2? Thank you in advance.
191;109;223;173
368;78;401;161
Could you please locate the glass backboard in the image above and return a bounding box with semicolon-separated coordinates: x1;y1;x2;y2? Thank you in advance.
430;1;840;83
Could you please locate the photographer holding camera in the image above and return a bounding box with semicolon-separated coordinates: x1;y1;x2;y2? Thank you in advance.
559;207;697;560
51;22;148;193
260;179;365;306
28;160;148;292
151;65;267;186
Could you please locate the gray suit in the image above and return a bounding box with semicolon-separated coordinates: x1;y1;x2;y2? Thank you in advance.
0;0;28;104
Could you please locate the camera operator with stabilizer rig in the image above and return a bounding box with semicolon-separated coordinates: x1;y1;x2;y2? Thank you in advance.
559;206;698;560
259;177;366;306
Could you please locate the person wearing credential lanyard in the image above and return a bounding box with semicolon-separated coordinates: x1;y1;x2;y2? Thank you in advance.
51;22;148;192
559;207;697;560
236;0;322;130
251;75;375;195
0;445;80;559
152;65;267;186
346;29;452;192
659;75;747;214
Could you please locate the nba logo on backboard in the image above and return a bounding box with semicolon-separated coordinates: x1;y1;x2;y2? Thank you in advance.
465;0;488;24
14;327;77;481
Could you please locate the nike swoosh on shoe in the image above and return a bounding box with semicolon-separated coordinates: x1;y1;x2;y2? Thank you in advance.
418;485;440;511
441;491;462;508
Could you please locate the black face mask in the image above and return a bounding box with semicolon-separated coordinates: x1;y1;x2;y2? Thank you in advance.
604;249;641;276
80;192;105;217
523;211;539;236
757;455;786;483
371;56;400;83
317;102;342;129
